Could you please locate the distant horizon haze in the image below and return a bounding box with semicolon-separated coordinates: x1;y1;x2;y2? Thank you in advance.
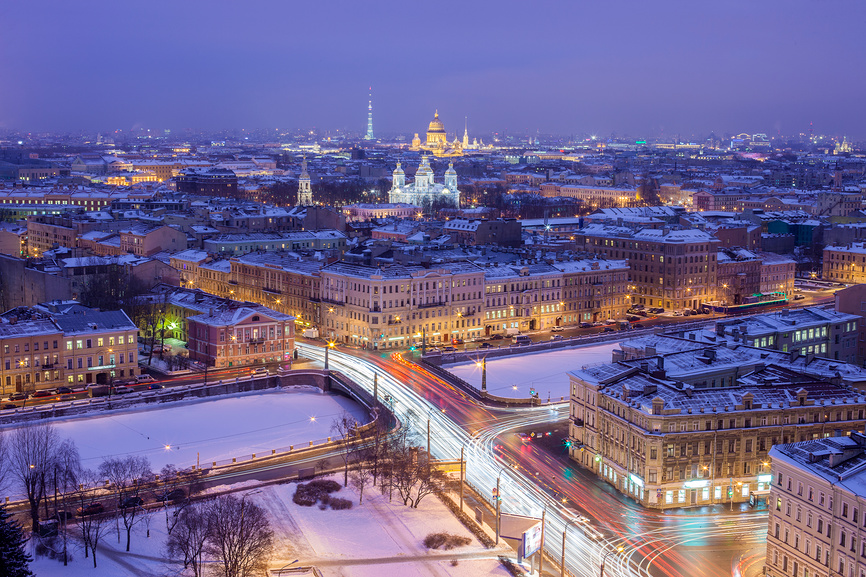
2;1;864;139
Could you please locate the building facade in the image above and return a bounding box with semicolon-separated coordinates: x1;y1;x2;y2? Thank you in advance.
388;156;460;209
568;346;866;510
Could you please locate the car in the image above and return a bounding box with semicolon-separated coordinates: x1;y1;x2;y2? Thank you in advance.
626;315;640;322
451;338;464;345
603;327;615;333
592;321;605;327
32;390;53;398
579;322;592;329
443;346;456;352
690;309;699;315
479;342;493;349
490;334;504;340
55;386;73;395
54;510;74;523
251;367;268;376
147;383;164;390
633;323;645;329
158;488;186;502
76;503;104;516
794;294;805;300
673;310;682;316
550;335;563;341
682;310;691;316
9;392;27;401
2;403;17;410
551;326;564;332
120;496;144;509
112;385;133;395
135;374;156;383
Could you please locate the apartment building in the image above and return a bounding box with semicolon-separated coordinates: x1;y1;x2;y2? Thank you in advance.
573;224;721;311
717;248;762;306
202;230;346;256
0;305;139;396
186;302;295;369
539;183;638;207
482;259;629;334
714;307;860;364
759;252;797;299
568;345;866;510
766;433;866;577
823;244;866;284
320;261;485;349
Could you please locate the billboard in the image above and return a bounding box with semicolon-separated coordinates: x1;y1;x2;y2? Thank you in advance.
521;521;543;558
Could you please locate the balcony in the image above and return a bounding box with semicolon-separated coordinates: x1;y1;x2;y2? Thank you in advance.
248;337;265;344
572;417;584;427
419;301;447;309
322;297;344;306
263;287;282;295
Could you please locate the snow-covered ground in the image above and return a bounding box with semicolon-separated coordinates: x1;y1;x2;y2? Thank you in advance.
21;388;368;473
30;476;509;577
444;341;620;401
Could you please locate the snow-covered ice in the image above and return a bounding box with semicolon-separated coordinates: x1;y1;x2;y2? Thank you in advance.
27;389;369;472
444;342;620;401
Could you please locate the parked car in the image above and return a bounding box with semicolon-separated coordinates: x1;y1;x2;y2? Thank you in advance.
2;403;17;410
158;488;186;502
9;392;27;401
76;503;105;516
120;496;144;509
490;334;504;340
55;386;73;395
32;390;53;398
443;346;456;352
551;326;564;332
633;323;645;329
451;338;464;345
251;367;268;376
592;321;605;327
603;327;615;333
479;342;493;349
579;322;592;329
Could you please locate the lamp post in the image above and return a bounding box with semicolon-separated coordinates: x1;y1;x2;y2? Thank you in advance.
600;545;625;577
476;357;487;392
324;340;335;370
495;466;507;545
560;518;582;577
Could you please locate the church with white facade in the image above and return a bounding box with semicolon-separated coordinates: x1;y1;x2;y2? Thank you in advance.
388;155;460;209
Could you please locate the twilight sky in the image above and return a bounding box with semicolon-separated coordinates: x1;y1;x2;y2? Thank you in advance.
2;1;865;139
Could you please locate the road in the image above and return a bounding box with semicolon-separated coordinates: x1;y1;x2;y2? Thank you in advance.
299;342;768;577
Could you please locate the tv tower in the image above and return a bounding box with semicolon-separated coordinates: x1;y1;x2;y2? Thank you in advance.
364;87;374;141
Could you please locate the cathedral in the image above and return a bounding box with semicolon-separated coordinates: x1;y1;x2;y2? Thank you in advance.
388;155;460;209
410;111;482;157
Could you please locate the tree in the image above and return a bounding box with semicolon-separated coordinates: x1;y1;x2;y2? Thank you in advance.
379;421;447;508
330;411;360;487
166;501;211;577
206;494;273;577
349;453;374;505
0;504;33;577
52;439;81;566
98;455;153;551
7;423;59;532
71;469;112;568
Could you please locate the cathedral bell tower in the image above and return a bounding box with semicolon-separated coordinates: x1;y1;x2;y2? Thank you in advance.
297;155;312;206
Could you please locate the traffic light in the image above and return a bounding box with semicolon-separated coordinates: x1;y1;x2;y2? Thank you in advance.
564;440;573;448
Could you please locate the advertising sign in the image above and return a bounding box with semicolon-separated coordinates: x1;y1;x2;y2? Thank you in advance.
522;522;543;558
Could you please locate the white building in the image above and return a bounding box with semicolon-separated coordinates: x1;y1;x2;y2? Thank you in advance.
767;433;866;577
388;155;459;210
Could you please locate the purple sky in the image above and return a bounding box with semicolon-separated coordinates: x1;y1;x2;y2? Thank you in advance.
2;1;865;139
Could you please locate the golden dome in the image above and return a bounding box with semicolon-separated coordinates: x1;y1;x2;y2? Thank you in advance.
427;110;446;134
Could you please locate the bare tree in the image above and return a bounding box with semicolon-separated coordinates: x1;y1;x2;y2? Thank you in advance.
330;411;360;487
206;494;273;577
349;453;374;505
0;429;9;496
367;407;387;486
7;423;59;531
166;501;211;577
155;464;190;536
379;423;446;508
52;439;81;566
71;469;111;568
98;455;153;551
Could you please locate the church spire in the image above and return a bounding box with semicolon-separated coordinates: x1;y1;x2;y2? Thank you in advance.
297;154;312;206
462;116;469;149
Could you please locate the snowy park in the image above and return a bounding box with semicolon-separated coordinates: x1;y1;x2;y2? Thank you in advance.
444;342;620;401
29;476;509;577
23;388;369;473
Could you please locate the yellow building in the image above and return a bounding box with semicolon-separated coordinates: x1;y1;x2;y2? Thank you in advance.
410;111;465;157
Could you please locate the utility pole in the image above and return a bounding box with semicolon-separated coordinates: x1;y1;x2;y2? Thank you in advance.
480;357;487;392
538;507;546;575
373;372;378;402
495;476;501;545
459;445;465;511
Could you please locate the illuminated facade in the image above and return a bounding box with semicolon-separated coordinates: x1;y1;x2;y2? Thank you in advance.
388;156;460;209
297;156;312;206
410;111;466;157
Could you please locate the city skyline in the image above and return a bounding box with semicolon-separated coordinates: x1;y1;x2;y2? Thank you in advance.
2;1;866;139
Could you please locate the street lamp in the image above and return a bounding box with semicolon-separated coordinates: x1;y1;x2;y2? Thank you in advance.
600;545;625;577
560;517;582;577
324;340;335;370
475;356;487;392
